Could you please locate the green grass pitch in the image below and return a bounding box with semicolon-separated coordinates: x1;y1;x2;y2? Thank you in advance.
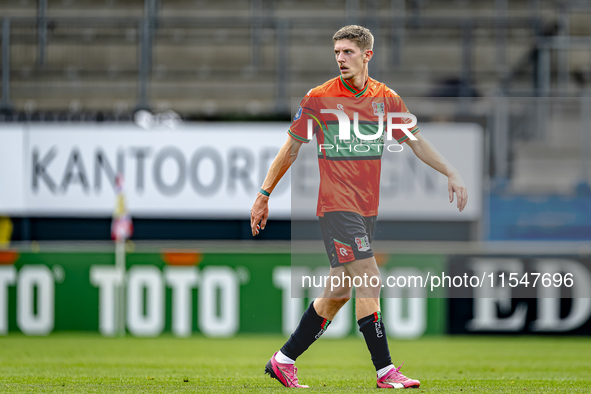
0;334;590;392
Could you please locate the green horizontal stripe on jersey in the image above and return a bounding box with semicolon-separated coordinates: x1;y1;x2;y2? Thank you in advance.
318;123;386;158
396;126;420;144
288;129;310;143
318;155;382;161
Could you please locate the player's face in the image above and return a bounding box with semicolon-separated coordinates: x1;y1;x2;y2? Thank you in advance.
334;39;370;80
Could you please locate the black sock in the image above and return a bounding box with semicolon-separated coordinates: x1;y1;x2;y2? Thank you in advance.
358;311;392;371
280;302;331;361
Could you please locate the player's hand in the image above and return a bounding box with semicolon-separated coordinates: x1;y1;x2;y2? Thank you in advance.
250;193;270;236
448;172;468;212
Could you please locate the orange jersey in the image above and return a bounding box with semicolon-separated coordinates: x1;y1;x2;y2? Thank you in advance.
288;76;420;217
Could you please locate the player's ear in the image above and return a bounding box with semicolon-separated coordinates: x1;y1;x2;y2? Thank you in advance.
364;49;374;63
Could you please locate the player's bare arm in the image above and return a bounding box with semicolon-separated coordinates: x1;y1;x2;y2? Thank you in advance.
405;133;468;212
250;135;302;236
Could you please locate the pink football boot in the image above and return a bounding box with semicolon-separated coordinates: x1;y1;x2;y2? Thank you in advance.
377;363;420;389
265;352;309;388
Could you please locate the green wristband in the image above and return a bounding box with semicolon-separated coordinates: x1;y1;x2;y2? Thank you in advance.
259;188;271;197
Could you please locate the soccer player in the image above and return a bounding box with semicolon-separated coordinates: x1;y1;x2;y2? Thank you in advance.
250;25;467;389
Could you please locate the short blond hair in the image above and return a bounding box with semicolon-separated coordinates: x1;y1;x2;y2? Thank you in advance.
332;25;374;51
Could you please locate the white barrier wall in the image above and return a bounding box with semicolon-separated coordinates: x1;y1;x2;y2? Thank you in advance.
0;122;482;220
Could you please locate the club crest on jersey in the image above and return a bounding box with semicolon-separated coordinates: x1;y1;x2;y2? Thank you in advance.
372;102;385;116
355;235;371;252
294;106;303;121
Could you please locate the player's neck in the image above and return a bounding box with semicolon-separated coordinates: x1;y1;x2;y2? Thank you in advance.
349;69;369;91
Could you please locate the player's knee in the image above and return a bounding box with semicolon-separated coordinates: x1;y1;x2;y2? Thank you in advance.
372;276;382;289
355;285;381;299
366;266;381;280
325;286;351;299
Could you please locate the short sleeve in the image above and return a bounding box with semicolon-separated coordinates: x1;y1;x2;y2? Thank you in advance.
288;91;320;143
385;89;420;144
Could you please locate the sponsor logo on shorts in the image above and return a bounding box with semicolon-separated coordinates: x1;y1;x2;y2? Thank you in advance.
355;235;370;252
333;239;355;264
